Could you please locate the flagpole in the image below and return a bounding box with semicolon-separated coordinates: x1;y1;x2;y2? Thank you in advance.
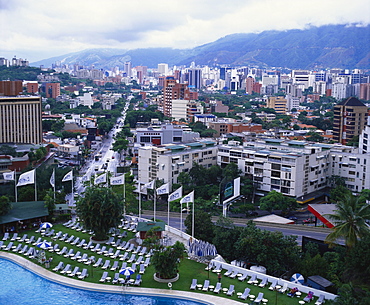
71;171;74;205
53;169;56;201
167;197;170;227
123;174;126;216
192;200;194;238
15;182;18;202
138;182;141;220
180;202;183;233
34;170;37;201
154;185;156;222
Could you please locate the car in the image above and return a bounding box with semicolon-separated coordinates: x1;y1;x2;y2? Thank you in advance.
111;156;115;159
247;211;258;217
303;218;315;224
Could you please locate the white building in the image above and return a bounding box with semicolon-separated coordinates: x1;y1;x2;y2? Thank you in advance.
138;141;218;185
78;93;93;108
171;99;203;122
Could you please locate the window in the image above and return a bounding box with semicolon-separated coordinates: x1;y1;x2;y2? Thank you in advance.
348;171;356;175
271;178;281;185
140;136;151;142
271;163;281;170
271;171;280;178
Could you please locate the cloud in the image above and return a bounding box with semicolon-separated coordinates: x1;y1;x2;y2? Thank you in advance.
0;0;368;62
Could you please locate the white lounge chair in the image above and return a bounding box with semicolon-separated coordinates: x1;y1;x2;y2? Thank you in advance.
134;274;142;286
19;245;28;254
93;258;103;267
202;279;210;291
190;279;197;290
60;264;71;274
239;288;251;300
269;279;278;290
112;273;120;284
247;274;257;284
120;252;129;261
315;294;325;305
259;277;268;288
213;282;222;294
101;260;111;270
78;268;88;279
226;284;235;296
2;232;9;240
279;282;288;293
110;261;119;271
53;262;64;272
238;272;248;281
68;266;80;277
99;271;108;282
224;266;233;277
11;233;18;241
138;264;145;274
255;292;264;304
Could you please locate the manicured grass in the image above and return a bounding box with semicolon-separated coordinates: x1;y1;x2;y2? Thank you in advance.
3;224;319;305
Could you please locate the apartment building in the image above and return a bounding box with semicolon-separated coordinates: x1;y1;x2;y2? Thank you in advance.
217;139;355;198
267;96;287;114
333;97;369;145
138;141;218;185
0;96;43;144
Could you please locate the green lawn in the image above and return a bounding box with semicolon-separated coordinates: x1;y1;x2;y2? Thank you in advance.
3;224;320;305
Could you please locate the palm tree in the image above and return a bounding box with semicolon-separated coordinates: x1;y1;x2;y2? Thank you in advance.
325;194;370;248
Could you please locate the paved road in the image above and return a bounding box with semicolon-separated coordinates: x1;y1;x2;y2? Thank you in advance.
141;210;333;245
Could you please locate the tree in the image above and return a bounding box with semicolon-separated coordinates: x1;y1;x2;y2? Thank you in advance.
330;185;352;203
213;217;241;261
43;190;55;218
259;190;298;214
325;194;370;248
0;196;11;215
184;211;214;242
306;131;324;142
76;186;123;240
151;241;185;279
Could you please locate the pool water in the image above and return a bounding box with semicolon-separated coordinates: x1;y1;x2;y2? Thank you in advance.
0;259;206;305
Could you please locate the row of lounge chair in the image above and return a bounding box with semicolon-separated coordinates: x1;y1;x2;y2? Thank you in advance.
54;262;88;279
99;271;142;285
190;277;326;304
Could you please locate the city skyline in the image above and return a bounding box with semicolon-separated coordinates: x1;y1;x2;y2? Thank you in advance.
0;0;369;62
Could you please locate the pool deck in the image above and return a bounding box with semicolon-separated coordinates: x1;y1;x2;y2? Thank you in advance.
1;252;243;305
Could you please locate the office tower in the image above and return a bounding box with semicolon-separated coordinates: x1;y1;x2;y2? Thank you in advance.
158;63;169;76
0;81;23;96
0;96;43;144
245;77;255;94
27;82;39;94
135;66;147;84
124;61;132;78
333;97;369;145
188;68;202;90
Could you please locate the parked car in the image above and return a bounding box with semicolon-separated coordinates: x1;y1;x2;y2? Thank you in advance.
303;218;315;224
247;211;258;217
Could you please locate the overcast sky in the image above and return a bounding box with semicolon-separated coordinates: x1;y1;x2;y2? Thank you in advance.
1;0;369;62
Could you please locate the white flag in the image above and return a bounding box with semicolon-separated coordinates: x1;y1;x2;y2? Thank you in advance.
94;173;107;185
62;170;73;182
156;183;169;195
3;171;15;181
141;180;154;191
50;170;55;188
16;169;35;187
110;175;124;185
169;186;183;202
180;190;194;204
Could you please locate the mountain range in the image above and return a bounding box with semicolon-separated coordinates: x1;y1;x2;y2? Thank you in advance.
32;24;370;70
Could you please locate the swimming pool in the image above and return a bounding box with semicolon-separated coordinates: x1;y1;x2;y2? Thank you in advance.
0;259;207;305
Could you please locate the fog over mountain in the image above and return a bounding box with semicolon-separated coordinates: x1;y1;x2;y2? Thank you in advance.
32;24;370;69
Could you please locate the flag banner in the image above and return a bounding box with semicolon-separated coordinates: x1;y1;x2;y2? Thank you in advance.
169;186;183;202
180;190;194;204
110;175;124;185
50;170;55;188
16;170;35;187
3;171;15;181
62;171;73;182
141;180;154;191
94;173;107;185
156;183;169;195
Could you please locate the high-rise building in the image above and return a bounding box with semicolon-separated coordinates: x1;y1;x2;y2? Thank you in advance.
45;83;61;98
0;96;43;144
158;63;169;76
124;61;132;78
162;77;191;117
0;81;23;96
333;97;369;145
188;68;202;90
